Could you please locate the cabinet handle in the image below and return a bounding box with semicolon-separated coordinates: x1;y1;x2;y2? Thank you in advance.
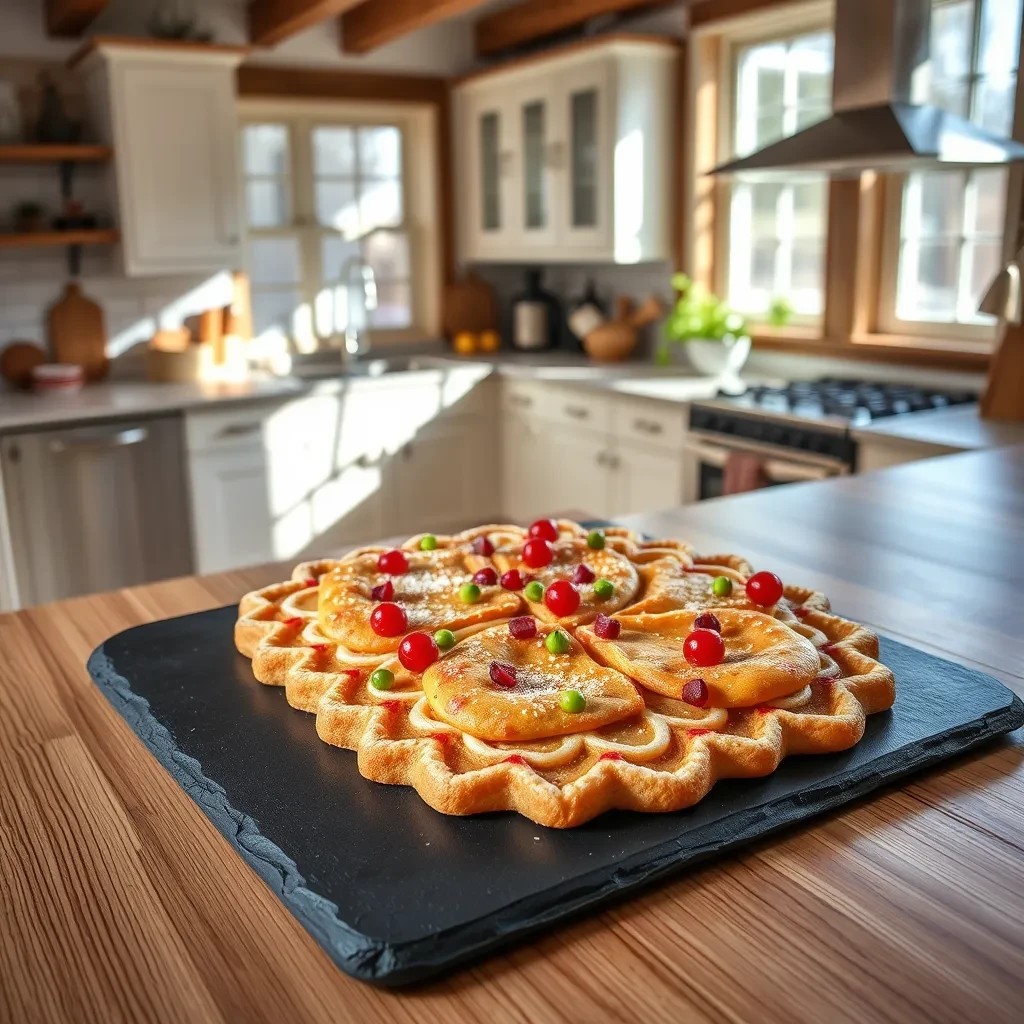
215;423;261;439
564;404;589;420
633;418;664;436
509;394;534;408
49;426;148;454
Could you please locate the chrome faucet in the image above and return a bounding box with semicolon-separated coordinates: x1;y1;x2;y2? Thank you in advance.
338;255;377;360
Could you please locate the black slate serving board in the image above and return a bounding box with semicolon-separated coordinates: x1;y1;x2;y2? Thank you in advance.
88;605;1023;986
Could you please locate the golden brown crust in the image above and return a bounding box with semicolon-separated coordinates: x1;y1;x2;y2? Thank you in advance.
235;522;895;828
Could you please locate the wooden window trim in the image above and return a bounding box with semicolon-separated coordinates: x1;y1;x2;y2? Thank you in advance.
683;0;1008;370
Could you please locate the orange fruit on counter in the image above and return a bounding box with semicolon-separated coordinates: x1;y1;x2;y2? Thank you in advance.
453;331;479;354
478;329;501;352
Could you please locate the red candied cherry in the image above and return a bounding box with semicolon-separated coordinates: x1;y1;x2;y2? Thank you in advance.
508;616;537;640
473;535;495;556
528;518;559;542
683;628;725;667
746;570;784;606
522;538;554;568
545;580;581;617
398;632;439;673
370;579;394;601
500;569;526;591
593;613;621;640
693;611;721;633
489;661;518;689
572;563;595;585
681;678;709;707
370;601;407;637
472;566;498;586
377;549;409;575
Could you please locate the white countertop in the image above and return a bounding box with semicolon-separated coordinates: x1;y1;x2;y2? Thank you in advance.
851;403;1024;451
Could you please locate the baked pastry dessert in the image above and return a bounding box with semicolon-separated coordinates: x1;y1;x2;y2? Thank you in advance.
235;519;895;828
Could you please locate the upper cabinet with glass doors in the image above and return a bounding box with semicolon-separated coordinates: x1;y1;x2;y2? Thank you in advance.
455;37;678;264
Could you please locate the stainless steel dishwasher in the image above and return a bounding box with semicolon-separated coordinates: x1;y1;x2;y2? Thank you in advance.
0;415;194;607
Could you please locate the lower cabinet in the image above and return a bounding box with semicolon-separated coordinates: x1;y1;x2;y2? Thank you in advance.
609;441;686;516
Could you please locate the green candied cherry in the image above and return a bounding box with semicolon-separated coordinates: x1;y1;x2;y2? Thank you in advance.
370;668;394;691
559;689;586;713
524;580;545;602
712;575;733;597
545;629;571;655
433;628;456;651
419;534;438;551
459;582;482;604
586;529;606;550
593;578;615;600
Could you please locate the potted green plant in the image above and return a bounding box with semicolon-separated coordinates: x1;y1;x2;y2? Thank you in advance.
657;273;792;384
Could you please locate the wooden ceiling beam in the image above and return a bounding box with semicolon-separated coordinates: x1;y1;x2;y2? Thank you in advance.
341;0;487;55
688;0;802;29
475;0;666;57
248;0;364;47
45;0;110;37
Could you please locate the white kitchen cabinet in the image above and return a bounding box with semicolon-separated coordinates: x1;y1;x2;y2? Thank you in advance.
455;37;678;263
78;40;244;277
610;442;686;516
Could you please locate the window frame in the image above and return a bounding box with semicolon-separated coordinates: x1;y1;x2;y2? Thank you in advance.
238;98;442;350
685;0;1024;370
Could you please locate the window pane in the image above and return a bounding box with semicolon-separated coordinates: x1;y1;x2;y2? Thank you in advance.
897;240;960;320
253;288;303;338
364;229;410;282
962;239;1002;317
320;235;362;285
930;0;974;87
316;180;359;234
522;101;547;230
792;239;824;292
243;124;288;176
571;90;598;229
246;180;289;228
965;168;1007;236
979;0;1023;76
793;180;826;235
358;126;401;178
371;281;412;329
480;111;501;231
249;237;302;286
751;182;781;236
791;31;833;106
902;171;965;238
359;179;403;231
313;127;355;176
972;74;1017;135
754;110;785;150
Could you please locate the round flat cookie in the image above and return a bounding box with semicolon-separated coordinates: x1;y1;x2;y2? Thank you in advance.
319;547;522;654
422;621;643;742
622;557;767;616
577;608;819;708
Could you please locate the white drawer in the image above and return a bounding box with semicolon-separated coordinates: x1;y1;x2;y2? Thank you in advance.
184;400;284;452
612;396;687;449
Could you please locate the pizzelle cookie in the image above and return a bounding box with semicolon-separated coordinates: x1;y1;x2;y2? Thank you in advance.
236;518;896;827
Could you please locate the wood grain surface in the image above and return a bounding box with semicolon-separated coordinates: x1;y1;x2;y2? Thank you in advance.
1;447;1022;1024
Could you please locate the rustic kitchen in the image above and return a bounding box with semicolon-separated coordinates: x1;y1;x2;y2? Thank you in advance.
1;1;1023;1021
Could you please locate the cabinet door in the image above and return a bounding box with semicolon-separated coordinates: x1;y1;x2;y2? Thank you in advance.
463;89;515;259
556;60;613;253
511;79;559;249
610;442;686;517
112;62;241;275
533;423;615;521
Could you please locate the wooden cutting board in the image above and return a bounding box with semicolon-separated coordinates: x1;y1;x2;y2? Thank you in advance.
48;282;109;381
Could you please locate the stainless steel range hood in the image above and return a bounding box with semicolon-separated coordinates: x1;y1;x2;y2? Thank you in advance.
712;0;1024;175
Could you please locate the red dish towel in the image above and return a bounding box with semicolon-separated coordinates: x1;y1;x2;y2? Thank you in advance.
722;451;769;495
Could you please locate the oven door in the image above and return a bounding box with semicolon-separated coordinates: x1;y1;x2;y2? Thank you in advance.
682;437;848;502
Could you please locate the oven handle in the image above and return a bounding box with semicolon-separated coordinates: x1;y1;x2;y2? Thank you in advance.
682;439;844;480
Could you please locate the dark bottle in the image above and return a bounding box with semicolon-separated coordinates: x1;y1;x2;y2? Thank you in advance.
511;268;562;351
566;278;607;351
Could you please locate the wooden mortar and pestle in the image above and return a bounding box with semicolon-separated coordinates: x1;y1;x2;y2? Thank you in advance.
582;295;664;363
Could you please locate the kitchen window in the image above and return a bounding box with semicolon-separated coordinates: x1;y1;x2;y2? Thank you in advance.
722;26;834;321
879;0;1023;339
238;102;440;353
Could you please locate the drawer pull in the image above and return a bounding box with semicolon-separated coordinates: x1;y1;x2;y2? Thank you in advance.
633;418;664;435
215;423;261;439
564;405;589;420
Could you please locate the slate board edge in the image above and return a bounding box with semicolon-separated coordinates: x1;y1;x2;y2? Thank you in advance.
86;619;1024;987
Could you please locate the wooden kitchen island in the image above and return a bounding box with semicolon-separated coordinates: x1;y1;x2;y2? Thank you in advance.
2;447;1022;1024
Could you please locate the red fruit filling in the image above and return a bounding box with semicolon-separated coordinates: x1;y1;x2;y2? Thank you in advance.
508;616;538;639
398;632;439;673
500;569;526;590
693;611;721;633
488;661;518;689
370;579;394;601
683;628;725;667
370;601;407;637
681;678;709;707
377;549;410;575
572;563;595;585
472;566;498;586
473;535;495;556
528;518;559;542
746;570;784;606
521;538;554;568
593;613;621;640
544;580;581;617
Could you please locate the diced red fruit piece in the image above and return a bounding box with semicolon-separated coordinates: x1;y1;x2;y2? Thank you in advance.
599;751;624;762
693;611;721;633
687;728;711;737
430;732;450;746
572;563;595;585
370;579;394;601
283;616;303;629
528;518;559;542
472;566;498;586
503;754;528;766
500;569;526;590
310;642;329;654
681;678;709;707
304;577;318;588
377;549;410;575
683;628;725;667
381;699;402;715
593;613;621;640
473;535;495;556
344;669;361;681
544;580;581;617
508;616;538;639
793;605;810;619
488;660;518;689
370;601;407;637
746;570;784;606
398;632;439;673
522;538;554;568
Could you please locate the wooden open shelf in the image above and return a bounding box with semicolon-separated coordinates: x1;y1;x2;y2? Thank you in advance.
0;144;113;164
0;229;120;249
